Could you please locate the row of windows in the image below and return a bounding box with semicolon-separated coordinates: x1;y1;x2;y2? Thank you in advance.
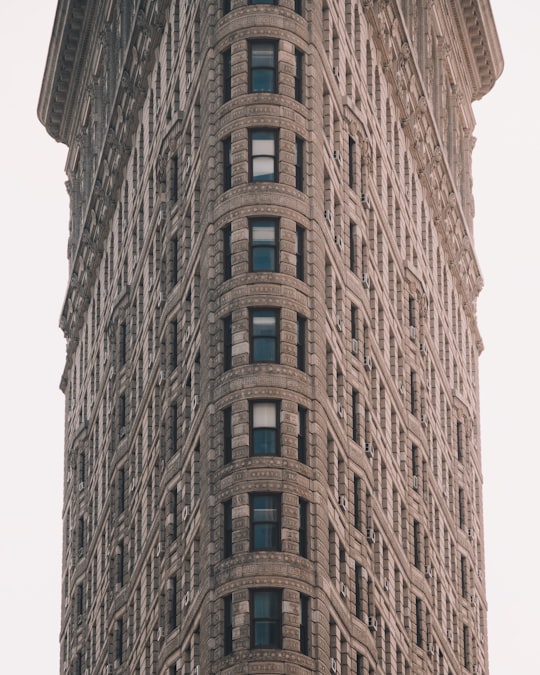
223;41;303;103
223;221;305;279
223;589;309;654
223;130;304;189
223;310;306;369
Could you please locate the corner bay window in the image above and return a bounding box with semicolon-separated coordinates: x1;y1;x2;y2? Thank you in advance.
251;400;279;455
250;309;279;362
249;41;277;93
250;129;278;182
251;588;282;649
250;218;278;271
251;493;280;550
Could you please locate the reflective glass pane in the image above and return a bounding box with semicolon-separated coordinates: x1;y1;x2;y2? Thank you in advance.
253;428;276;455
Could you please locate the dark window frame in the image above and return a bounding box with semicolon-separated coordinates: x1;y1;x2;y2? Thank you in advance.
250;493;281;551
223;314;233;371
250;399;280;456
297;405;307;463
249;128;278;182
250;588;282;649
297;315;306;371
224;499;233;558
249;40;278;93
223;47;232;102
300;593;309;655
224;594;233;654
223;223;232;280
294;48;303;102
249;217;279;272
295;224;305;281
299;497;308;557
295;136;304;191
224;406;233;464
250;308;280;363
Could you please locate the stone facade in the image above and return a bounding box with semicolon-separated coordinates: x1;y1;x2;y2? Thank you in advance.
39;1;502;674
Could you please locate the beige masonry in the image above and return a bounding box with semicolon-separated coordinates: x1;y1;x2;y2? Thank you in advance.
39;1;502;674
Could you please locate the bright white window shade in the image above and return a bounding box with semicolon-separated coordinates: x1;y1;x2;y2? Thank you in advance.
253;402;276;428
251;131;276;181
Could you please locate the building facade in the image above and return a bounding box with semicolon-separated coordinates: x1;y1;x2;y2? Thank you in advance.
39;1;502;674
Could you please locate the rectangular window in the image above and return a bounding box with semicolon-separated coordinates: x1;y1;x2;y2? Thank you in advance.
295;136;304;191
223;136;232;190
458;487;465;528
349;136;356;188
463;624;470;669
460;555;468;598
294;49;303;102
415;597;423;647
250;218;278;271
224;594;233;654
250;309;279;362
224;406;233;464
117;467;125;514
299;497;308;557
410;370;417;415
168;576;177;631
353;475;361;530
118;393;126;438
223;0;231;14
349;221;357;272
251;400;279;455
300;593;309;655
223;314;233;371
170;155;178;203
171;401;178;456
115;617;124;664
249;129;278;182
413;520;421;568
295;225;305;280
249;0;278;4
352;389;360;442
294;0;302;15
223;224;232;280
170;235;179;286
457;421;463;462
297;315;306;371
224;499;233;558
251;493;280;550
251;589;282;649
170;318;178;370
119;322;127;366
249;40;277;93
117;540;125;587
355;563;363;618
297;405;307;463
223;48;232;102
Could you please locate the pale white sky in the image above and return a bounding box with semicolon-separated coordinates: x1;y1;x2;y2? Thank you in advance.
0;2;537;674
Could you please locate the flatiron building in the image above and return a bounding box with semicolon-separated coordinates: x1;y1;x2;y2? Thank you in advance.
39;1;502;673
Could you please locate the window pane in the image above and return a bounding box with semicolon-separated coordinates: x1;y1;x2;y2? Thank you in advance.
253;428;276;455
254;590;280;618
252;136;275;155
253;402;276;428
252;223;275;244
252;157;275;181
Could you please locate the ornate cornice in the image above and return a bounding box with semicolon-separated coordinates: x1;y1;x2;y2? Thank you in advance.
452;0;504;100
